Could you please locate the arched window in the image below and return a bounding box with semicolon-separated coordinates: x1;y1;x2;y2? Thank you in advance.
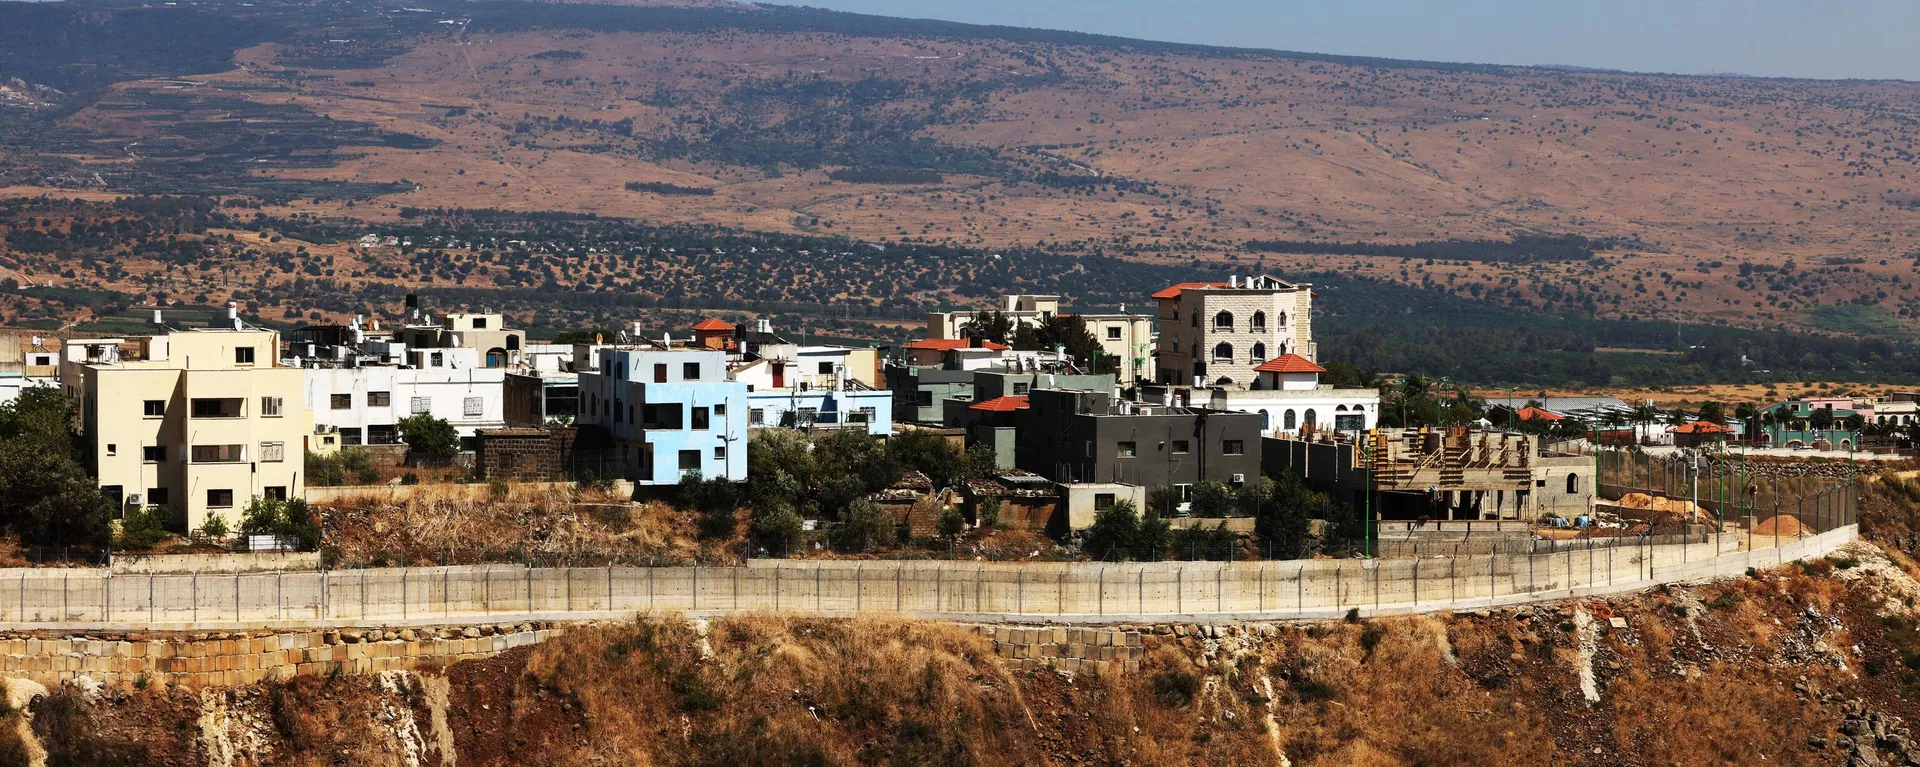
1191;313;1199;328
1213;342;1233;362
1566;473;1580;494
1258;409;1271;429
1252;311;1267;332
1304;408;1317;428
1277;312;1288;328
1251;342;1267;362
1283;409;1297;430
1335;404;1348;412
1214;376;1235;387
1214;311;1234;331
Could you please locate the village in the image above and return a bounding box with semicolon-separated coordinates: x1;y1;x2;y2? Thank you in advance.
0;271;1895;565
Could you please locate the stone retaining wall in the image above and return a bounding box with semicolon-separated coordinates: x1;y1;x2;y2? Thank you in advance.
0;622;562;688
980;625;1145;675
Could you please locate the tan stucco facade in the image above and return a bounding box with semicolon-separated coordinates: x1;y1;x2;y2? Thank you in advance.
78;329;310;532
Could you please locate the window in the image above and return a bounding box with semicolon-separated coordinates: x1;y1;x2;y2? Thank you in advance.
1171;440;1190;454
411;397;431;414
330;393;352;410
1251;342;1267;363
1303;409;1317;429
817;361;834;375
1107;326;1123;340
1283;409;1297;430
1117;441;1137;458
207;489;234;508
506;335;519;350
798;407;818;424
654;364;668;383
1012;382;1030;395
261;396;283;417
234;346;255;365
368;391;391;407
713;404;726;417
471;317;489;329
263;486;287;502
678;449;701;472
851;408;876;424
260;442;285;462
1094;493;1117;510
143;446;165;463
750;408;766;426
715;445;727;460
143;400;165;417
1213;311;1234;331
691;407;710;430
1566;474;1581;495
191;398;242;418
464;397;483;417
145;487;168;507
429;352;444;367
1335;414;1365;431
191;444;245;463
1213;342;1234;362
106;443;118;457
101;485;123;505
915;391;934;407
1222;439;1245;455
684;362;701;381
1251;311;1267;333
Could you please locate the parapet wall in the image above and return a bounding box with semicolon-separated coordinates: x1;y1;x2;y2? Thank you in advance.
0;526;1855;631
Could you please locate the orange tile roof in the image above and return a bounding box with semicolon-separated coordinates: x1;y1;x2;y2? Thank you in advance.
690;318;735;332
1253;354;1325;374
969;395;1030;412
1151;282;1232;300
903;338;1009;351
1513;406;1565;422
1670;421;1733;434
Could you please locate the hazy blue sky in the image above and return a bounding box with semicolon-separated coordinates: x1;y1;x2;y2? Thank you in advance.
760;0;1918;80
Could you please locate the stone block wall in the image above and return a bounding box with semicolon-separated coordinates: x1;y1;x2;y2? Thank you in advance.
0;622;563;688
979;625;1145;675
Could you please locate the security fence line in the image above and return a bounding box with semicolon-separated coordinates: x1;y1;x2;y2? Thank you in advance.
0;526;1855;628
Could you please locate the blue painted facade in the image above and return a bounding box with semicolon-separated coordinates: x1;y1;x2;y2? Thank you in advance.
578;348;747;484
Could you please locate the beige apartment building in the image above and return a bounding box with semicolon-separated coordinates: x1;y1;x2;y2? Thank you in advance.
926;294;1155;384
76;328;309;532
1154;275;1315;388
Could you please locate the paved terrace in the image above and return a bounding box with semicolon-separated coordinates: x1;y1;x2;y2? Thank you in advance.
0;527;1855;632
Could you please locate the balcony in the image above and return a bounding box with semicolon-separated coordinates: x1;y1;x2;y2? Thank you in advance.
189;398;243;419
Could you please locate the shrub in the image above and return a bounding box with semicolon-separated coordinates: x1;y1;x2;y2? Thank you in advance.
198;511;230;541
1150;669;1199;707
836;498;892;552
396;413;460;463
239;497;320;550
937;507;966;542
116;506;173;550
976;495;1001;528
306;447;379;486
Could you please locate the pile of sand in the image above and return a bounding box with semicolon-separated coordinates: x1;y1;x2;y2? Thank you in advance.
1751;514;1807;538
1615;493;1703;522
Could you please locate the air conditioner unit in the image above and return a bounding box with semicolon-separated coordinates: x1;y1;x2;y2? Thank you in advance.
125;493;142;506
1230;473;1246;484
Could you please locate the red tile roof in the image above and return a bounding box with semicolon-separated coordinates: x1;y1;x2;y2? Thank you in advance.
969;395;1030;412
690;318;735;332
1513;406;1565;422
1670;421;1733;434
903;338;1009;351
1151;282;1232;300
1253;354;1325;374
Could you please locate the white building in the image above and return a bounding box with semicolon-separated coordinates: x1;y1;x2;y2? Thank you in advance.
1144;275;1375;435
926;294;1155;384
731;357;892;436
302;348;508;448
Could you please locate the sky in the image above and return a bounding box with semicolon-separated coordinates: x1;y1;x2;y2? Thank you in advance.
758;0;1920;81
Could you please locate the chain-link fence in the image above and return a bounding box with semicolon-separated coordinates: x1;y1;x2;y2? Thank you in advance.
1594;448;1858;535
0;526;1853;625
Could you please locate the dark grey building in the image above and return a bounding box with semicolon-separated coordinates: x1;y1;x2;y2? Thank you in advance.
1015;389;1263;493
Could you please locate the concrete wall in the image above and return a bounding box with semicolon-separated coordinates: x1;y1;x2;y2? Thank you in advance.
110;551;322;574
0;526;1853;630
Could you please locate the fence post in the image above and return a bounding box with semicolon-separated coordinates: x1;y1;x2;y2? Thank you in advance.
1334;565;1341;610
693;567;699;611
103;572;110;623
62;570;68;622
897;567;903;613
277;570;283;621
1413;559;1420;606
1489;552;1496;602
817;567;823;612
855;565;863;613
1017;569;1024;614
148;574;154;624
606;566;613;612
1098;568;1105;616
1372;561;1379;611
1297;565;1304;613
403;568;409;620
1258;564;1265;612
736;567;743;612
484;566;492;614
1176;568;1182;614
1139;568;1145;614
776;566;784;613
193;571;199;624
1216;568;1223;613
525;566;533;612
446;569;452;616
1059;570;1066;615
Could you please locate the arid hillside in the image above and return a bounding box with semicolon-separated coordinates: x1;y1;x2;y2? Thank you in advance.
10;0;1920;332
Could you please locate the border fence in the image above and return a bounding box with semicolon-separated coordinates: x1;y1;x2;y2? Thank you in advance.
0;524;1854;628
1593;447;1857;535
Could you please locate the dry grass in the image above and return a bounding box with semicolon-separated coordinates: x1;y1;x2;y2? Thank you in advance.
318;483;736;566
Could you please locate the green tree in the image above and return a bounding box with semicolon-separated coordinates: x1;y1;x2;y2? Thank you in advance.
680;471;742;539
1696;401;1727;425
960;310;1014;344
1146;485;1183;518
1188;481;1237;518
239;497;321;549
751;497;805;554
551;328;616;345
937;507;966;542
976;495;1002;528
1136;502;1171;561
0;388;112;546
1811;407;1836;431
835;498;892;552
1011;315;1103;369
887;429;962;489
396;413;460;462
1084;498;1141;560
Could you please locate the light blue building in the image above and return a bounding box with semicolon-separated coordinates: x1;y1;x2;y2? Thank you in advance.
578;347;747;484
745;387;893;435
